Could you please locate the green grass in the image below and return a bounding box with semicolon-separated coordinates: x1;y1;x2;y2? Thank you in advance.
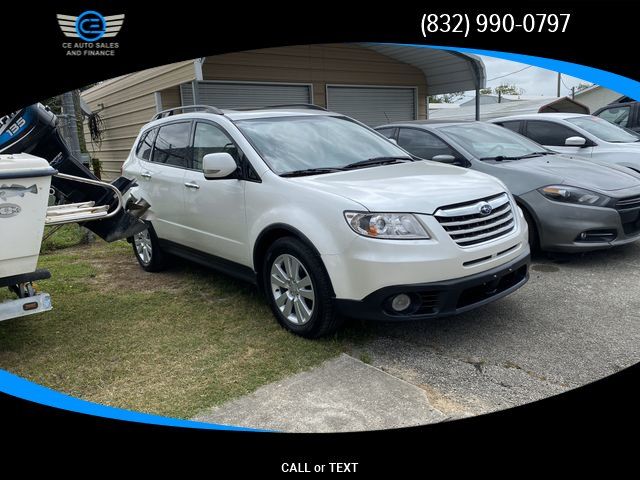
40;224;87;252
0;240;367;418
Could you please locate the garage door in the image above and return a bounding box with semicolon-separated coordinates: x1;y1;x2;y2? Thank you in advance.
326;86;417;126
180;81;312;109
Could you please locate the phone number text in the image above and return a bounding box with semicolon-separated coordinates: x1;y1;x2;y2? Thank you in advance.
421;13;571;37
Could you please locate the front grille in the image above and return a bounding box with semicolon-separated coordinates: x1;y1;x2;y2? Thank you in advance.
435;193;515;247
616;196;640;210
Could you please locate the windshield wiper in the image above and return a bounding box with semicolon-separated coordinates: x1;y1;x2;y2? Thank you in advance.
280;167;345;177
480;152;551;162
342;156;413;170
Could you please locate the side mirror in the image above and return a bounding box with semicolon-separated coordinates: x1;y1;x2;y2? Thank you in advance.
203;152;237;179
565;136;587;147
432;154;457;164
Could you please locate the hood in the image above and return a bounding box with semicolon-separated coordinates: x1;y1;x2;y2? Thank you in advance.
293;161;506;213
488;154;640;193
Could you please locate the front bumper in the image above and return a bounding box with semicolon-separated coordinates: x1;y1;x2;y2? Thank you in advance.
334;250;529;321
522;190;640;252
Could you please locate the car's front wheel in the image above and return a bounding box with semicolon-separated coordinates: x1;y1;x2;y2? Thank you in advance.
131;223;167;272
263;237;342;338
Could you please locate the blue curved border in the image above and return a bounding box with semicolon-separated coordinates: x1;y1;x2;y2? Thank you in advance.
389;43;640;101
1;45;638;431
0;370;264;431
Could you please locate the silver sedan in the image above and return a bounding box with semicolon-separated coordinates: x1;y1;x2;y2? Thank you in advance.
376;120;640;252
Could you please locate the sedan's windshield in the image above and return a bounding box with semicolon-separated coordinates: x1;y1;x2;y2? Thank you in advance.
236;115;411;175
438;122;549;160
566;115;639;143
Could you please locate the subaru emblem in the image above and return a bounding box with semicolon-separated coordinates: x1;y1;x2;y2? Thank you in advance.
479;203;493;216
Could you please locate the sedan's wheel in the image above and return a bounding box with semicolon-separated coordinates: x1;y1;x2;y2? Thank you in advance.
134;230;153;266
270;254;315;325
263;237;343;338
130;223;167;272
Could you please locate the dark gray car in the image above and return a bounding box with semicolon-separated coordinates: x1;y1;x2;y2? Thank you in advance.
376;121;640;252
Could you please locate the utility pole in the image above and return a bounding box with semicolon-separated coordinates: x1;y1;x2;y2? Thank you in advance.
557;73;561;97
59;91;82;160
571;86;575;99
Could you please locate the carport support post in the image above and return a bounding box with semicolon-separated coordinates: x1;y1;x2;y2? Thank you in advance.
475;86;480;121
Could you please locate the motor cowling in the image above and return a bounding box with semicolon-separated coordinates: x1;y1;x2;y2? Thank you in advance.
0;104;147;242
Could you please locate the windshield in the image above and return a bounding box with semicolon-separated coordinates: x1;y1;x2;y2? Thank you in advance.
566;115;639;143
235;115;409;174
438;122;548;159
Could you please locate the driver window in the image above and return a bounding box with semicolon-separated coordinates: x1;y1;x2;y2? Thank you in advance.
525;121;581;146
397;128;457;160
193;122;240;170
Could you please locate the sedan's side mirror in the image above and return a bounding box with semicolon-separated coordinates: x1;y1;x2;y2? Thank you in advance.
388;138;398;145
203;152;238;179
565;136;587;147
432;154;458;164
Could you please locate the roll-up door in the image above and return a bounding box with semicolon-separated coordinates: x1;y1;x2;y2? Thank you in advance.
180;81;312;109
326;85;417;126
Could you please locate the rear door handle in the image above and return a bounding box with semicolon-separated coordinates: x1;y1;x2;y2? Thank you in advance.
140;172;152;179
184;182;200;190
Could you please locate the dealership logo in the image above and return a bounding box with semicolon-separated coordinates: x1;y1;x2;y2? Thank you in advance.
479;202;493;216
57;11;124;56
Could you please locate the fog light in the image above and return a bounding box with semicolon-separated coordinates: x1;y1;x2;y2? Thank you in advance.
391;294;412;312
580;232;588;240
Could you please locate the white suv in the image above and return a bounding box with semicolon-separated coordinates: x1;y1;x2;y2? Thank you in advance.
123;105;530;337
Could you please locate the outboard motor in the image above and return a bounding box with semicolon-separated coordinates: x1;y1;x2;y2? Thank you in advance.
0;104;147;241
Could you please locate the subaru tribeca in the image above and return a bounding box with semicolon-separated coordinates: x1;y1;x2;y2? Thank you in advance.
122;105;530;338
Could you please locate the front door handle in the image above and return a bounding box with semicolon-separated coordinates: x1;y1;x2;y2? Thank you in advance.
184;182;200;190
140;172;152;179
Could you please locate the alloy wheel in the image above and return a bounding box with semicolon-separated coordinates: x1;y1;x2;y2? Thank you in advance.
270;253;315;325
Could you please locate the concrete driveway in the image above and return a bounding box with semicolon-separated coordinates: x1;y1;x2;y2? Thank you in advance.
356;241;640;418
197;242;640;431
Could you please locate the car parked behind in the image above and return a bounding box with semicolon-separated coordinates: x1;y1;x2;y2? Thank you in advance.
490;113;640;173
122;105;530;338
593;100;640;133
376;120;640;252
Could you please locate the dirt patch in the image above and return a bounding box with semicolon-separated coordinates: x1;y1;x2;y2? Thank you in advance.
87;255;186;294
418;383;471;417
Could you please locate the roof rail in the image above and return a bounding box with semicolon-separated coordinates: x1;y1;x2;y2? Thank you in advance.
233;104;328;112
151;105;224;121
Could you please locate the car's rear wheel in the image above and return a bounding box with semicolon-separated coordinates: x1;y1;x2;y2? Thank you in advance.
131;223;167;272
263;237;342;338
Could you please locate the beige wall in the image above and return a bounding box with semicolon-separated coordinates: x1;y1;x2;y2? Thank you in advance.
82;60;195;179
202;44;427;117
82;45;429;179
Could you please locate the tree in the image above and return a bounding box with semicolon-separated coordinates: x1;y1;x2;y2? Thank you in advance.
481;84;525;96
428;92;464;103
574;82;592;93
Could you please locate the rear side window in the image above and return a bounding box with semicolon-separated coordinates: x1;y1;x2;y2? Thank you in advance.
151;122;192;168
524;121;580;146
136;128;156;161
376;127;396;139
497;121;522;134
397;128;456;160
193;122;239;170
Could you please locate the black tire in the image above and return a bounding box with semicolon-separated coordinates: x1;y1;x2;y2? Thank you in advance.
263;237;343;338
130;223;167;272
522;207;540;252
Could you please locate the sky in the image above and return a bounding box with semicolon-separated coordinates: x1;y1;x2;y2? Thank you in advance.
457;55;590;102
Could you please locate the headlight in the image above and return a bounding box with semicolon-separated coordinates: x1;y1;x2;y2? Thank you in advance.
538;185;610;207
344;212;430;239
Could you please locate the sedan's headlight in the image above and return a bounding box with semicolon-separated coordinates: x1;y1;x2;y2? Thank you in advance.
538;185;610;207
344;212;430;239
